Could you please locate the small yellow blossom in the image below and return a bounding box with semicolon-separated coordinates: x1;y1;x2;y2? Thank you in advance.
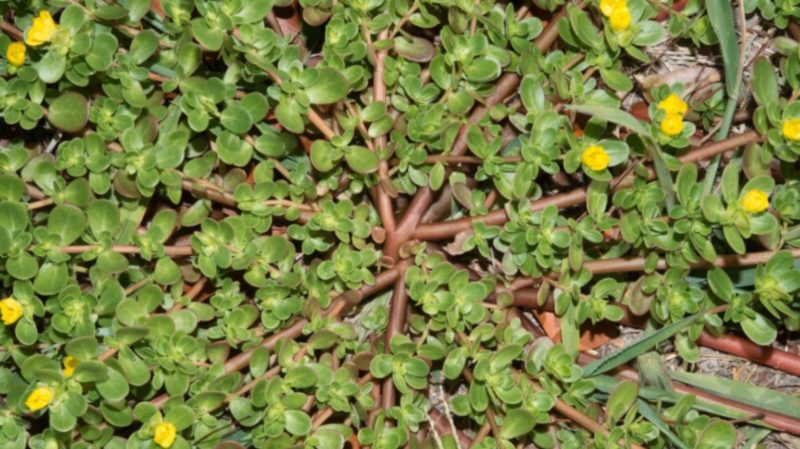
154;422;177;449
63;356;79;377
609;6;632;32
581;145;610;171
740;190;770;214
26;387;54;412
25;11;59;47
599;0;625;17
782;118;800;141
660;113;685;137
0;297;23;325
658;94;688;116
6;42;26;66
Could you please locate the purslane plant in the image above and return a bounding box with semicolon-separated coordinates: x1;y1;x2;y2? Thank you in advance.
1;0;800;449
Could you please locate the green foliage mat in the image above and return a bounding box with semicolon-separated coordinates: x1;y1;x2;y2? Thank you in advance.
2;0;800;448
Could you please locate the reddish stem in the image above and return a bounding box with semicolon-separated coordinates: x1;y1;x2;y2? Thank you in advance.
382;3;578;260
372;28;397;233
382;275;409;410
168;278;208;312
146;262;406;409
223;262;405;374
583;248;800;274
512;286;800;379
413;130;762;240
697;332;800;378
655;0;689;21
576;352;800;436
150;0;166;18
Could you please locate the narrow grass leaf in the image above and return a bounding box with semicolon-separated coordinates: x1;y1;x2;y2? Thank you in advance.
706;0;740;98
593;375;756;422
568;104;649;136
704;0;743;194
637;400;690;449
582;312;702;377
742;427;772;449
669;371;800;419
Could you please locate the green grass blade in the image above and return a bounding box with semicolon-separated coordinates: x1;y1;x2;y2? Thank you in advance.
637;400;690;449
593;375;755;421
670;371;800;419
637;352;673;391
568;104;649;136
647;144;676;207
703;0;743;195
582;312;701;377
706;0;740;98
742;427;772;449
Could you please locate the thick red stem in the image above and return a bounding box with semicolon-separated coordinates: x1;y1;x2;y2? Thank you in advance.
381;3;578;261
512;284;800;379
414;130;762;240
382;274;409;411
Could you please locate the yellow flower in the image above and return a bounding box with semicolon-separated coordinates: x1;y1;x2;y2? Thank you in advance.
782;118;800;141
581;145;610;171
658;94;688;116
660;113;685;137
25;11;59;47
154;422;177;449
26;387;54;412
609;6;632;32
599;0;625;17
6;42;26;67
0;297;23;325
740;190;769;214
63;356;79;377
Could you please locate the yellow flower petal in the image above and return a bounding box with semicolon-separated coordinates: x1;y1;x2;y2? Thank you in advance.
740;190;769;214
63;356;79;377
609;6;631;32
6;42;26;67
26;387;54;412
25;10;59;47
658;94;688;116
154;422;177;449
660;113;685;137
581;145;610;171
782;118;800;141
599;0;625;17
0;297;23;325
